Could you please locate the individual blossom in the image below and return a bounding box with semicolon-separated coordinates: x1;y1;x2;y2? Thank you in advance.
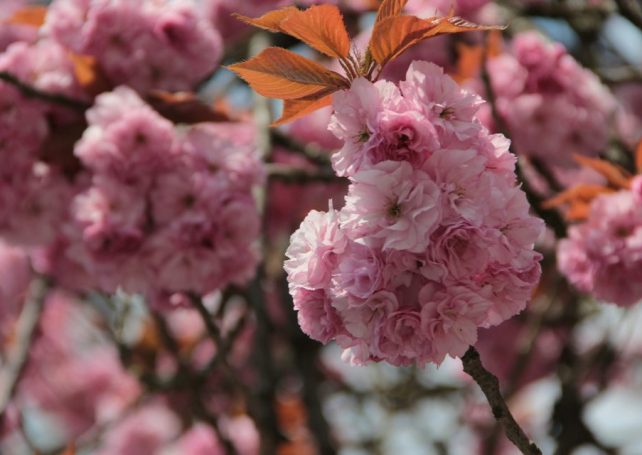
332;242;383;300
75;87;178;183
558;188;642;307
329;78;440;176
0;163;74;246
340;160;442;253
420;284;490;363
401;61;484;142
422;145;488;224
284;205;347;291
291;288;344;344
374;307;426;365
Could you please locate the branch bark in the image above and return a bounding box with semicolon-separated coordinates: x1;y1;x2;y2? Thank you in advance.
461;347;542;455
0;71;90;111
614;0;642;31
0;277;50;418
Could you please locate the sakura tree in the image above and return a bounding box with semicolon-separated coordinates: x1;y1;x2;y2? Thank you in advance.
0;0;641;454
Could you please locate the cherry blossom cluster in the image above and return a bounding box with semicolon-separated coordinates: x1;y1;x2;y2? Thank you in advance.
0;39;81;246
48;87;262;301
285;61;544;366
479;31;615;168
558;176;642;307
44;0;223;93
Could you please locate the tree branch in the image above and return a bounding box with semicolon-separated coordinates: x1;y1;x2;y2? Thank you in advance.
153;305;240;455
267;163;343;184
0;71;91;111
271;130;332;166
462;347;542;455
614;0;642;31
0;277;50;418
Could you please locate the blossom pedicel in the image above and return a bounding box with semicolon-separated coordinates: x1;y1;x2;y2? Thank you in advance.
286;62;544;366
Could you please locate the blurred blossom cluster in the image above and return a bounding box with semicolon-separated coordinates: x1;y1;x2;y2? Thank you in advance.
0;0;263;304
558;176;642;307
478;31;616;169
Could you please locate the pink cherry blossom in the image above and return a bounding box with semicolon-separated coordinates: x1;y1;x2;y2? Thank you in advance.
286;61;543;366
44;0;222;93
401;61;484;142
420;284;490;363
285;205;347;291
54;88;262;300
558;190;642;307
340;160;442;253
479;31;616;168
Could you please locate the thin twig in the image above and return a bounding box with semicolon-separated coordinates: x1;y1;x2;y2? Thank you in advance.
0;71;91;111
614;0;642;31
550;285;617;455
154;304;240;455
0;277;50;418
245;275;286;455
462;347;542;455
270;130;332;166
189;294;225;345
267;163;342;183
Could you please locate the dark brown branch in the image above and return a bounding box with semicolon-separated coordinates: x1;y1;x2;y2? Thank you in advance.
0;71;91;111
271;130;332;166
189;293;226;347
0;277;50;418
153;305;240;455
550;285;617;455
267;163;343;184
462;347;542;455
614;0;642;31
245;276;287;455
